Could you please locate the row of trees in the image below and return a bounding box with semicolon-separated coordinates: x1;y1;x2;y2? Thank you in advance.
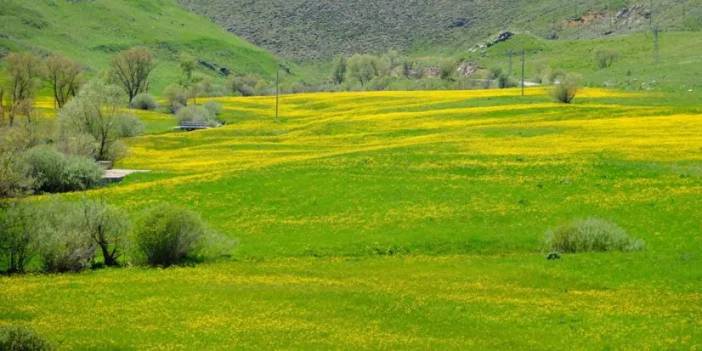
0;47;154;127
329;51;517;91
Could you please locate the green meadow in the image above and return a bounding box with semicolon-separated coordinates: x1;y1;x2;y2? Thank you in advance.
1;88;701;349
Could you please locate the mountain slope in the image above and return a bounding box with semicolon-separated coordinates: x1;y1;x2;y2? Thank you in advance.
0;0;279;92
178;0;702;60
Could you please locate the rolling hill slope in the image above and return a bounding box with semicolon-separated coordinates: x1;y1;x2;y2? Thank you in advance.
0;0;280;92
179;0;702;60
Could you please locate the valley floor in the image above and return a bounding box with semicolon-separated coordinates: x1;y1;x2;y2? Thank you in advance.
2;88;701;349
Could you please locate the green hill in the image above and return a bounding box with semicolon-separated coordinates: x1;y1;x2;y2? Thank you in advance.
178;0;702;60
0;0;280;93
463;31;702;92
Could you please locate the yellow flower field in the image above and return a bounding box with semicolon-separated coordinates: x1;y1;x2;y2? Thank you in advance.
3;87;701;349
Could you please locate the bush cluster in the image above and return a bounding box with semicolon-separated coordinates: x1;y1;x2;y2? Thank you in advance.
0;200;234;274
545;218;645;253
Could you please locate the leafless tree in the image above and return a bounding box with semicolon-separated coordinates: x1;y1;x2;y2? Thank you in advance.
110;47;155;103
5;52;43;126
45;54;83;109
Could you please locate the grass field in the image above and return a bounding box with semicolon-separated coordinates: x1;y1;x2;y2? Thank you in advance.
2;88;702;349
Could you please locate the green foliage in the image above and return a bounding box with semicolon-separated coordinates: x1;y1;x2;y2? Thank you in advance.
132;204;208;267
0;203;40;273
347;54;378;86
0;325;52;351
551;74;579;103
130;93;158;111
23;145;102;194
545;218;645;253
331;56;347;84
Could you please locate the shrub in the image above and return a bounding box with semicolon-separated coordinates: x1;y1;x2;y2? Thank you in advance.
194;78;228;98
551;74;579;104
133;204;208;267
595;49;618;69
36;201;96;273
229;75;259;96
0;203;41;273
130;93;158;110
203;101;223;117
163;84;189;113
113;114;144;138
175;105;221;127
0;152;34;198
0;325;53;351
24;146;102;193
545;218;645;253
61;155;104;191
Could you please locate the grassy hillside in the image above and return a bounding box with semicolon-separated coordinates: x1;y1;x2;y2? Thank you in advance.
460;31;702;92
179;0;702;60
0;0;279;93
2;88;701;349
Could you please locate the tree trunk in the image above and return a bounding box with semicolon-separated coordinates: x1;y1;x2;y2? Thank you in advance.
99;243;118;266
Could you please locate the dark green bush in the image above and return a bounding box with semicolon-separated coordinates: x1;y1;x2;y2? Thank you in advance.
130;93;158;110
133;204;208;267
0;325;52;351
545;218;645;253
24;146;102;193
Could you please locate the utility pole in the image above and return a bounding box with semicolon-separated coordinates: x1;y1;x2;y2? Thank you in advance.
275;66;280;123
507;50;514;77
653;25;660;64
521;49;526;96
649;0;654;28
